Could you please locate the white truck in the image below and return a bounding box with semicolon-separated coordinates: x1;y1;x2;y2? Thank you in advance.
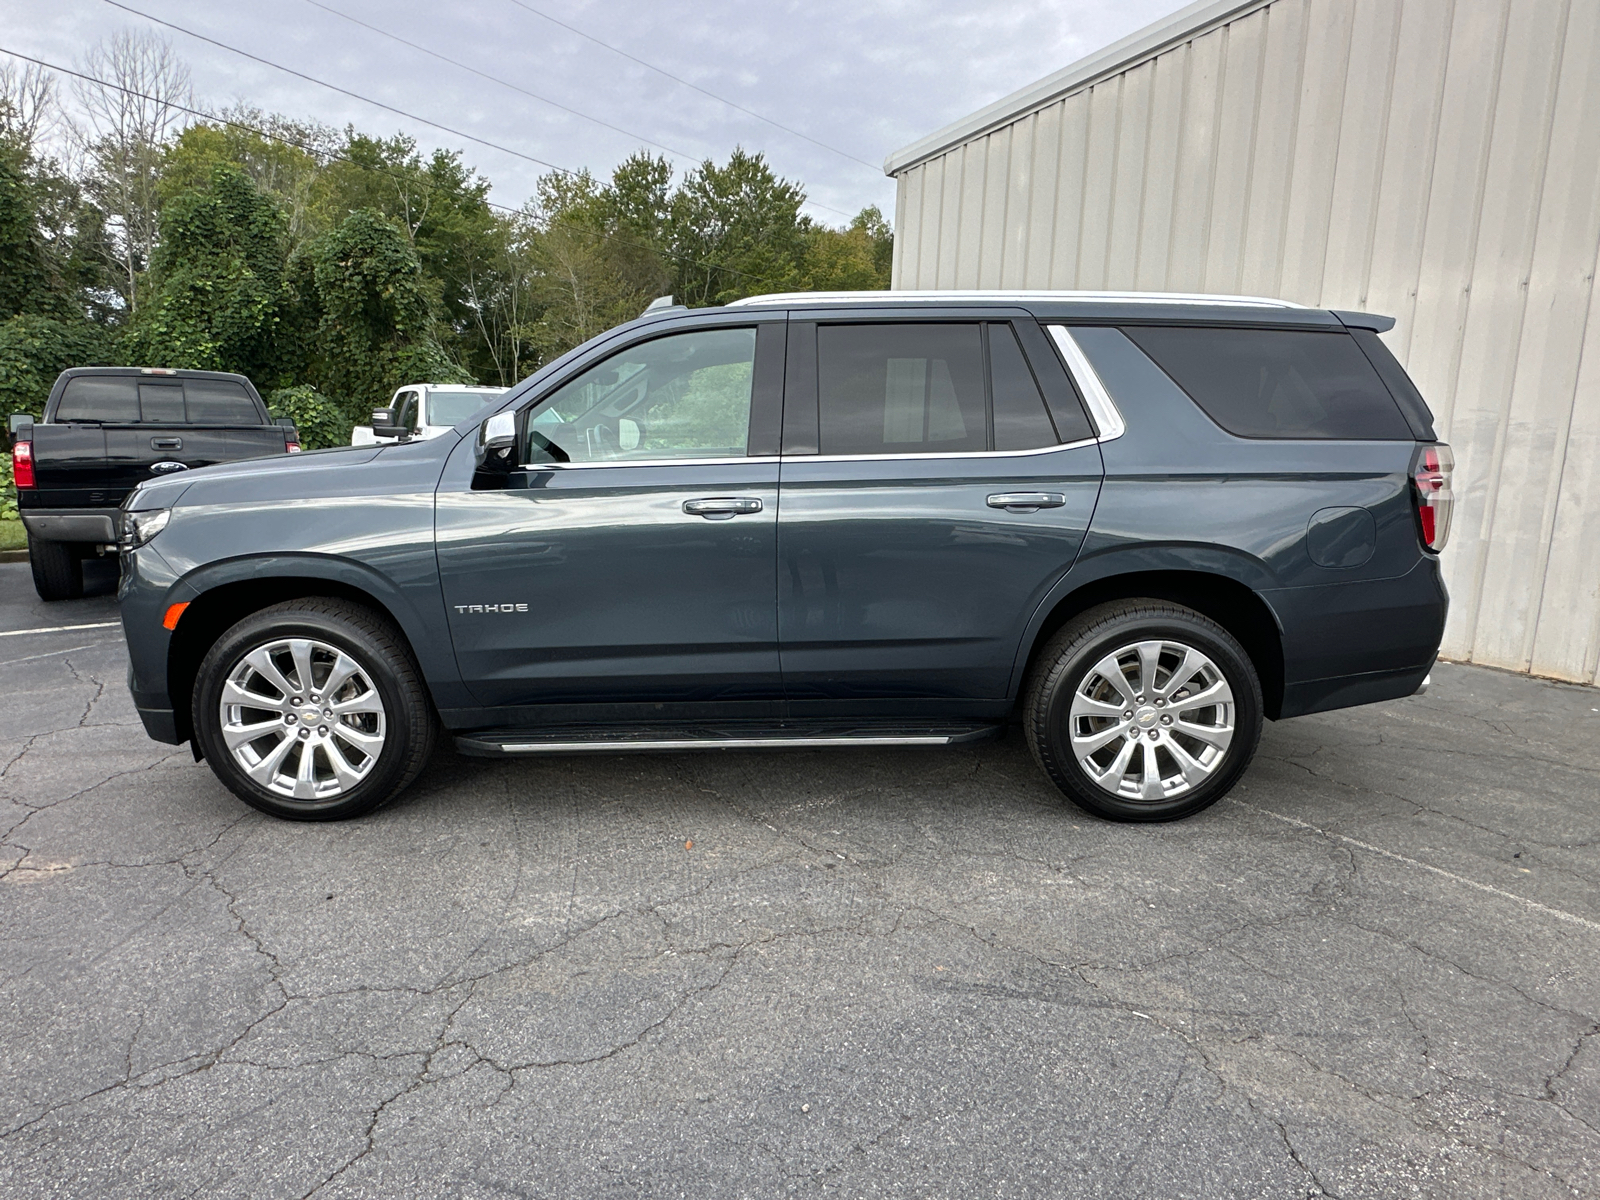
351;383;508;445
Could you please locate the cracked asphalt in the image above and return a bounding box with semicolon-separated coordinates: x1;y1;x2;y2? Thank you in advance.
1;560;1598;1198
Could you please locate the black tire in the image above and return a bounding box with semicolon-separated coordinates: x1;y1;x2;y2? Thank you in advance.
28;535;84;601
191;599;436;821
1024;599;1263;822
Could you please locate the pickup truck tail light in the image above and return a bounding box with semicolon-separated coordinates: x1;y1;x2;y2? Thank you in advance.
1412;443;1454;552
11;439;34;488
286;441;302;454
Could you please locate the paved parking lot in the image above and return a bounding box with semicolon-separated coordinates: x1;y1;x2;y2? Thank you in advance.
1;559;1597;1198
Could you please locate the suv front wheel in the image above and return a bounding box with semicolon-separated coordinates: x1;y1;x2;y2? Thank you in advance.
1025;600;1263;822
191;599;436;820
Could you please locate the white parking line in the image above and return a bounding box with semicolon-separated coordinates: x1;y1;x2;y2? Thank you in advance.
1227;798;1600;935
0;620;120;639
0;641;113;667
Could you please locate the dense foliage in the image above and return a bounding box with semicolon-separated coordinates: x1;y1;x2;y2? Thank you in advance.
0;45;892;516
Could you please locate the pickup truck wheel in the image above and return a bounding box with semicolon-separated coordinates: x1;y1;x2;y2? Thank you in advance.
28;535;84;601
191;600;436;821
1024;600;1263;822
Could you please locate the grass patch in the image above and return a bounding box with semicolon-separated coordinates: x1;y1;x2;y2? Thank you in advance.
0;520;27;551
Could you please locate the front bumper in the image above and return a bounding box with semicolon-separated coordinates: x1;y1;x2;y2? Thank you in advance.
20;508;120;543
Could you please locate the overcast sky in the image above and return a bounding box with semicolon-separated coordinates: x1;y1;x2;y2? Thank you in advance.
5;0;1190;223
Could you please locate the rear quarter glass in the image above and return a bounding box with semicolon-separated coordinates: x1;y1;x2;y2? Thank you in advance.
1349;328;1437;440
1121;326;1413;440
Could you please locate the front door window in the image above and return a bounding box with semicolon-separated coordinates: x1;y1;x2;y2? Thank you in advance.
527;328;756;463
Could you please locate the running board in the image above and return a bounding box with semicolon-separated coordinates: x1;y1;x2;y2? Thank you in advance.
454;722;1002;757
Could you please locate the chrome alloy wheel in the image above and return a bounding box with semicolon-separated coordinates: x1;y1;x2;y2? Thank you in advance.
1068;639;1235;801
219;638;387;800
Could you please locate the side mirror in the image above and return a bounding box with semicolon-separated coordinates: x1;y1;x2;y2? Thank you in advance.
8;413;33;449
370;409;404;439
476;410;516;473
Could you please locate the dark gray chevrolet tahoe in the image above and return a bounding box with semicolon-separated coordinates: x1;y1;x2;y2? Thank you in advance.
116;292;1452;823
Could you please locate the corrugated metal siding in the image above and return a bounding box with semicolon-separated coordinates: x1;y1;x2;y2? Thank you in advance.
890;0;1600;684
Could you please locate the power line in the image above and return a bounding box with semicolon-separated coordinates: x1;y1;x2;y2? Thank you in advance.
102;0;572;175
298;0;700;167
501;0;881;173
298;0;858;222
101;0;860;222
0;44;769;287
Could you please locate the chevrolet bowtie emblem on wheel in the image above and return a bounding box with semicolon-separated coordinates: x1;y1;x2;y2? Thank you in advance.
454;603;529;614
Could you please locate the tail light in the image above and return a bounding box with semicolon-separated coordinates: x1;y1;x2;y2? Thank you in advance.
286;441;302;454
11;439;34;488
1412;443;1453;551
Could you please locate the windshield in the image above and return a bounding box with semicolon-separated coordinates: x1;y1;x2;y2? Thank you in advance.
426;389;503;427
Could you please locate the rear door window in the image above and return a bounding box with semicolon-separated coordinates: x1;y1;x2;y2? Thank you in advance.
1121;326;1412;439
184;378;260;424
55;376;140;423
816;324;987;455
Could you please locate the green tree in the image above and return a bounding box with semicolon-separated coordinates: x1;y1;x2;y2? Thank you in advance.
799;206;893;292
121;163;290;381
667;149;807;306
296;208;466;420
0;313;112;414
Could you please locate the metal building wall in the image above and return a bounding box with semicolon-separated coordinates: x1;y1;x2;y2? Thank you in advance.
889;0;1600;684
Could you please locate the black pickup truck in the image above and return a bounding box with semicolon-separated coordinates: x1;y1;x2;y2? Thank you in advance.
8;367;299;600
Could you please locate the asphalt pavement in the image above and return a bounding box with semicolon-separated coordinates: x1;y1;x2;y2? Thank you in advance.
1;559;1596;1199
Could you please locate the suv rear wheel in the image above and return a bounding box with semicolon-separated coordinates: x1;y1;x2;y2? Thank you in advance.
1025;600;1263;821
191;599;436;821
29;535;85;601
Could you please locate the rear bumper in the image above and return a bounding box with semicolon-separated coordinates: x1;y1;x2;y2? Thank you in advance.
1267;555;1447;719
20;508;120;543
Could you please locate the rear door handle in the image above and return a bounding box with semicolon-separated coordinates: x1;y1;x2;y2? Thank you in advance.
151;436;182;450
987;492;1067;512
683;496;763;519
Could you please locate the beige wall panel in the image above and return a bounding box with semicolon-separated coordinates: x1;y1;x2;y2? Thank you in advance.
1318;0;1402;309
1475;1;1600;675
976;128;1013;287
1135;48;1188;288
1363;0;1454;355
934;150;965;287
891;163;918;286
909;158;943;289
955;143;991;287
1205;16;1268;293
1049;93;1092;287
1024;103;1066;288
1398;0;1505;442
1106;62;1155;290
1278;0;1354;301
1239;0;1309;296
1168;31;1225;291
1531;250;1600;684
999;114;1037;287
1438;0;1567;665
1078;79;1124;289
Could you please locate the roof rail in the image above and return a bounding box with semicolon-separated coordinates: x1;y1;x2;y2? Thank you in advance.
725;289;1304;309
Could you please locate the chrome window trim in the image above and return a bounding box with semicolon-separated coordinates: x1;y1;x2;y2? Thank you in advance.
784;439;1098;465
1047;326;1126;444
516;455;779;470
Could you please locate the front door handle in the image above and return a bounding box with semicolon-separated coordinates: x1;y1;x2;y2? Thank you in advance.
987;492;1067;512
683;496;763;519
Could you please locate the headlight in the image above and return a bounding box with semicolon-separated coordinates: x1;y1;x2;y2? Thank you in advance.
122;508;171;549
